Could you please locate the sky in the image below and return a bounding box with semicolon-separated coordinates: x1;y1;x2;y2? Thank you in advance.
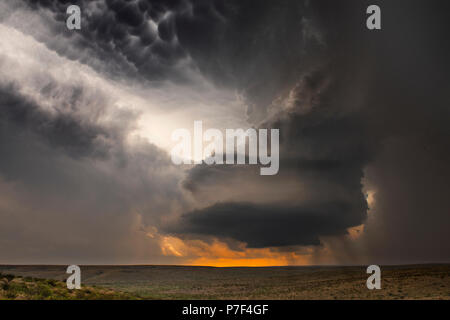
0;0;449;266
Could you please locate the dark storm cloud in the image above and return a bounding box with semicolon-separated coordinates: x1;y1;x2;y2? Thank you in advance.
0;84;112;159
21;0;190;82
2;0;449;264
170;67;373;247
0;0;192;264
168;0;450;262
351;0;450;264
175;0;320;122
0;77;177;196
0;70;182;263
167;200;366;248
19;0;322;90
169;0;374;247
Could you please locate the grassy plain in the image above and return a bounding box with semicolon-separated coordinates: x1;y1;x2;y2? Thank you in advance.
0;264;448;300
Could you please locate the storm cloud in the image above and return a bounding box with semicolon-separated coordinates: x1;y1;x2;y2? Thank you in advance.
0;0;449;264
167;201;367;248
166;0;450;263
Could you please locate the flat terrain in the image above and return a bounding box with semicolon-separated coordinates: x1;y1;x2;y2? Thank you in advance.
0;264;448;299
0;273;137;300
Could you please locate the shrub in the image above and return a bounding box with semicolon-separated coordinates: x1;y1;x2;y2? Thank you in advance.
4;274;15;282
47;279;58;287
37;284;52;299
1;281;10;290
5;291;17;299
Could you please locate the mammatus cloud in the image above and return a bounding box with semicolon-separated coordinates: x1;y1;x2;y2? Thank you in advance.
18;0;191;82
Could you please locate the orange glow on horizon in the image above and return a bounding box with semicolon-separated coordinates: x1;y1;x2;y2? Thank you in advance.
158;235;312;267
189;257;293;267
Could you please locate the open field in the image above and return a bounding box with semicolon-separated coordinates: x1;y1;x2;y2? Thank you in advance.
0;264;448;300
0;273;137;300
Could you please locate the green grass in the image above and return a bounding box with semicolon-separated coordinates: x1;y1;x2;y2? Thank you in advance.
0;272;139;300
